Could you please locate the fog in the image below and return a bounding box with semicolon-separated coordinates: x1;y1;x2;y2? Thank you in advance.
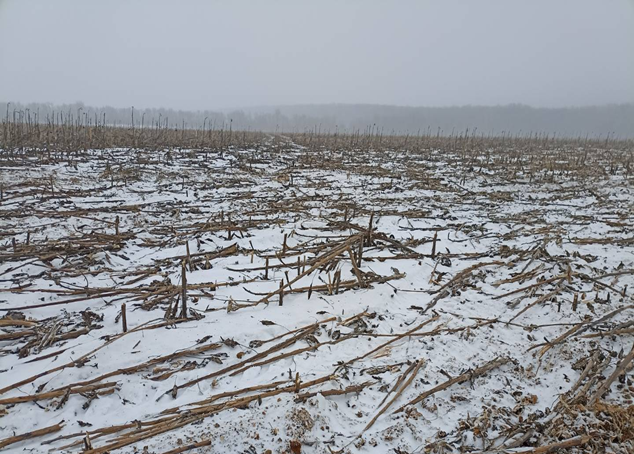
1;0;633;112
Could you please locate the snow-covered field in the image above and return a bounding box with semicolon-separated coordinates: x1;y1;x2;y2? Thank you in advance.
1;137;633;453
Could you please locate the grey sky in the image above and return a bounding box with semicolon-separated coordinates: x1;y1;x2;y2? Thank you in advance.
0;0;632;110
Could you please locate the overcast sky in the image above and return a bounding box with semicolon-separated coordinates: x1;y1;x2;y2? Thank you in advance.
0;0;632;111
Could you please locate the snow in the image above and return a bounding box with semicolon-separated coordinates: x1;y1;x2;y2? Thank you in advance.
0;139;633;453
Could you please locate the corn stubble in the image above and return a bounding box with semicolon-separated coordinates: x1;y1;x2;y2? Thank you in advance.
0;117;633;453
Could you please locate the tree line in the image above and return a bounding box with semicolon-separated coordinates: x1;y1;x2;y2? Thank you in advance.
2;101;632;139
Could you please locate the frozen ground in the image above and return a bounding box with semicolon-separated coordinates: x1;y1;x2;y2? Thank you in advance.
0;137;633;453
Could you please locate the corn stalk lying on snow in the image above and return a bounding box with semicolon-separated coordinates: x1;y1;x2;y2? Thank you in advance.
0;132;633;453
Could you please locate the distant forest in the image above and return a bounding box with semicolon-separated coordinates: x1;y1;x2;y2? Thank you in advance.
2;101;633;139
